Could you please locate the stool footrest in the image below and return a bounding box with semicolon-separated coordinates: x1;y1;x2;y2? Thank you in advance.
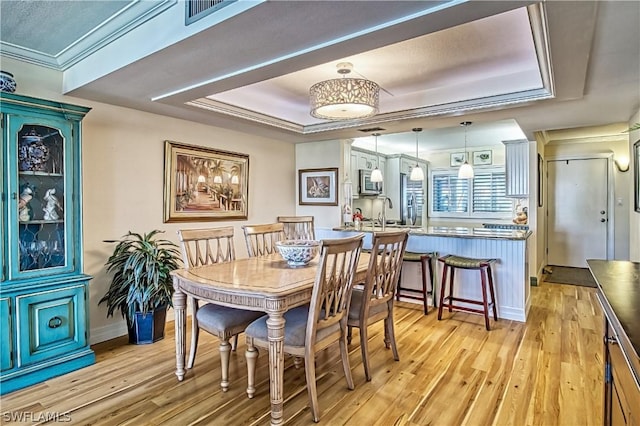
444;296;494;307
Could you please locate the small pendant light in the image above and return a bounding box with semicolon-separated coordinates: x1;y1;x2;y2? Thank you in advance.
409;127;424;181
370;132;383;183
458;121;474;179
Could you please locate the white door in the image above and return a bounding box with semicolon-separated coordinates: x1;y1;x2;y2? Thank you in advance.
547;158;609;267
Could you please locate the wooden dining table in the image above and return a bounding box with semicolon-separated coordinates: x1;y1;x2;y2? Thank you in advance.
171;251;370;426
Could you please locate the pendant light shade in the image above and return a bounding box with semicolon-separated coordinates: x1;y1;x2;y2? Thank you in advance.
409;127;424;181
310;62;380;120
458;121;474;179
370;132;383;182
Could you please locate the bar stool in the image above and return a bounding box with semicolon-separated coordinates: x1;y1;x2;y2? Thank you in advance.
396;252;436;315
437;255;497;330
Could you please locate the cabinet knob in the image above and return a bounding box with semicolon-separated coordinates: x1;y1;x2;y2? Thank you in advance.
48;316;63;328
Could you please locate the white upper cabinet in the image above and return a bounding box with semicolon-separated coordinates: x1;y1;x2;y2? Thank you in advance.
503;139;529;197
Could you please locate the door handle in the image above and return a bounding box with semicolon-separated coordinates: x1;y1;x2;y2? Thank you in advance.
600;210;605;215
600;218;606;223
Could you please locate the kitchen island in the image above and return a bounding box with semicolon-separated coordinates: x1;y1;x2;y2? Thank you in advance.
320;225;532;322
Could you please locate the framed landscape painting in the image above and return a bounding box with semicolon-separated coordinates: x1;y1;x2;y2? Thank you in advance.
299;168;338;206
163;140;249;222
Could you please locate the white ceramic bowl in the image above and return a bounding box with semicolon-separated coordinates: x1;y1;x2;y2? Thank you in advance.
275;239;321;267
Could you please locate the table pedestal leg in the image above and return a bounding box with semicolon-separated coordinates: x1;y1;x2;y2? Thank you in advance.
266;310;286;426
173;286;187;381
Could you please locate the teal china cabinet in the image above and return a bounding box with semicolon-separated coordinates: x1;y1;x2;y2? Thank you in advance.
0;92;95;394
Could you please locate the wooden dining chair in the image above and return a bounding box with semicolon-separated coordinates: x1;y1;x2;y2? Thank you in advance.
241;223;285;257
347;230;409;381
277;215;315;240
177;226;264;391
244;233;364;422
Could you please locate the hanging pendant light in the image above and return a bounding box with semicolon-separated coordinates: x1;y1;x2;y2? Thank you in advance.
458;121;474;179
309;62;380;120
370;132;383;183
410;128;424;181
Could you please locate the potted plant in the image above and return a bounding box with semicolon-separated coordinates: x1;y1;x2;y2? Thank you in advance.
99;230;181;344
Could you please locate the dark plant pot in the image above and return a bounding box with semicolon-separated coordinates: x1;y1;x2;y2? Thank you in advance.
127;305;167;345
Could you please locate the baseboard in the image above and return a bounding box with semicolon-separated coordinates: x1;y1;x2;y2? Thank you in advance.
89;322;128;345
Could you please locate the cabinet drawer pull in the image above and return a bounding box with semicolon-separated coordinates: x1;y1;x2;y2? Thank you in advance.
48;316;63;328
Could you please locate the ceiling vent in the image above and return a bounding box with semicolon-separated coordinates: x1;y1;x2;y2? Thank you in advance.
358;127;386;133
186;0;237;25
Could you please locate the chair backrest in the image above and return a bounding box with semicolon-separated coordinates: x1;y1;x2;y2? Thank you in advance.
241;223;286;257
177;226;236;269
307;233;364;346
360;230;409;314
277;215;315;240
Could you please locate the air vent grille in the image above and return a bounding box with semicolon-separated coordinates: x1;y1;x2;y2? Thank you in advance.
186;0;237;25
358;127;386;133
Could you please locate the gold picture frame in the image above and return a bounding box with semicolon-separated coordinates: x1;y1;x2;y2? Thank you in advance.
163;140;249;222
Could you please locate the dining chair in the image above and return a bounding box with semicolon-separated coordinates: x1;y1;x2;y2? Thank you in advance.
277;215;315;240
177;226;264;391
241;223;285;257
244;233;364;422
347;230;409;381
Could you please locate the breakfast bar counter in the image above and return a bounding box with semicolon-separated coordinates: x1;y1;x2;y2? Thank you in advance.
323;225;532;322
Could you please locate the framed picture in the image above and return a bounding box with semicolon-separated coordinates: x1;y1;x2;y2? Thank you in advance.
537;153;544;207
450;152;466;167
635;140;640;212
473;150;492;166
299;168;338;206
163;140;249;222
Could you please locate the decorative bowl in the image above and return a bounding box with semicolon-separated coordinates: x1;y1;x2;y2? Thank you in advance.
275;239;321;267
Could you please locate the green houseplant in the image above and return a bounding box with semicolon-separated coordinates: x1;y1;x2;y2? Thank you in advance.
99;230;181;344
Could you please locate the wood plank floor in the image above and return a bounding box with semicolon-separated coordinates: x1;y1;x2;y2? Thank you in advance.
0;281;604;425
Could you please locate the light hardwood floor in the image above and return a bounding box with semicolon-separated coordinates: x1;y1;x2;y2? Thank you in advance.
0;281;604;425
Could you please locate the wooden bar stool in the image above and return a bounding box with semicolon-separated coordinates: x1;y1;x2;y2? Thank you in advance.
437;255;497;330
396;252;436;315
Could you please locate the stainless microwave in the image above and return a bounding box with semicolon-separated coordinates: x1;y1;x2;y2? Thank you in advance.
359;169;382;195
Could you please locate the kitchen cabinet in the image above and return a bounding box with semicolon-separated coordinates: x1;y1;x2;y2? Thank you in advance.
0;92;95;394
503;139;529;197
588;260;640;426
351;148;386;196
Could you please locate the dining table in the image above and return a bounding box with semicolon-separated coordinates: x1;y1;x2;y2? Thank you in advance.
171;251;370;426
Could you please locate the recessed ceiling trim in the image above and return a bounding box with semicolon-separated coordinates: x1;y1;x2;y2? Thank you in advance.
528;3;555;99
186;98;304;133
152;0;466;102
189;86;554;135
0;0;176;71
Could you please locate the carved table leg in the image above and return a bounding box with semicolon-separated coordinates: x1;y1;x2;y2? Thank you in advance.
266;307;286;426
173;282;187;381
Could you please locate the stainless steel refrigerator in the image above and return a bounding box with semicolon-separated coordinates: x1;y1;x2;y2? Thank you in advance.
400;173;423;226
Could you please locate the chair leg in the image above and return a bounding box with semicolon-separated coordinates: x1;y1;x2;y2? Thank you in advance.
487;265;498;320
304;356;321;422
347;325;353;345
386;305;399;361
448;266;455;313
187;297;199;369
420;256;429;315
231;334;238;352
480;268;491;331
219;339;232;391
359;324;372;381
438;264;448;320
428;256;437;309
245;340;258;399
339;330;355;390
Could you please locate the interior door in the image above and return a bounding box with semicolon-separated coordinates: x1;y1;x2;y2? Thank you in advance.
547;158;609;267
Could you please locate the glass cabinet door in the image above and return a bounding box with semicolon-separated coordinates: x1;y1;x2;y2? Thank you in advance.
7;117;76;279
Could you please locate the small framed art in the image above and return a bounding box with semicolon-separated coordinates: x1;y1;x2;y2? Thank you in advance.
299;168;338;206
473;150;492;166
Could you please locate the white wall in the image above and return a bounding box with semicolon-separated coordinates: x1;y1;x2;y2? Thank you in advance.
629;110;640;261
4;58;297;343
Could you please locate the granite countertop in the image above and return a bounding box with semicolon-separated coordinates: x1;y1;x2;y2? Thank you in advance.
587;259;639;378
333;225;532;241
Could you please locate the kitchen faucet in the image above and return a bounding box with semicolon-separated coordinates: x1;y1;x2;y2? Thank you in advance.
378;197;393;230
